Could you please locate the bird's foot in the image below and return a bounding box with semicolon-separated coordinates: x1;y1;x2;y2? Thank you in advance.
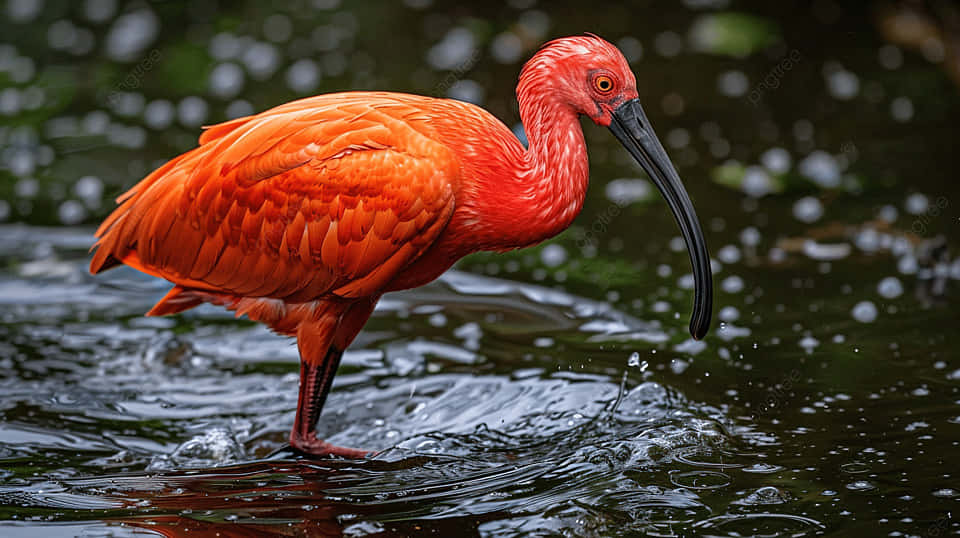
290;431;371;459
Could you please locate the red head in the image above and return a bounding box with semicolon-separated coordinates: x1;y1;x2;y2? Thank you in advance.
517;34;640;126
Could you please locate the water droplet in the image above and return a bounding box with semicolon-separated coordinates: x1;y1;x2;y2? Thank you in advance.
717;70;748;97
792;196;824;223
760;147;791;174
891;96;914;122
539;244;567;268
877;277;903;299
846;480;877;492
604;178;651;205
851;300;878;323
209;62;245;99
904;192;928;215
825;66;859;100
721;275;744;294
798;150;841;188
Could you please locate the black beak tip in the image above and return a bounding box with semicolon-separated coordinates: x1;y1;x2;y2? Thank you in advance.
690;322;708;341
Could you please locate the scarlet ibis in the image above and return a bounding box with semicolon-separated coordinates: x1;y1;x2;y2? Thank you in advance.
90;34;713;458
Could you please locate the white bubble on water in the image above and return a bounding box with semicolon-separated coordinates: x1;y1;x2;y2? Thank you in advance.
854;228;881;253
447;79;485;105
898;255;918;275
209;32;243;61
877;277;903;299
799;335;819;353
427;27;475;70
877;204;898;223
83;110;110;135
15;178;38;198
802;240;850;260
739;226;761;247
286;59;320;93
627;352;649;372
851;300;878;323
825;65;859;100
721;275;744;294
605;178;651;205
107;124;146;149
904;193;928;215
950;259;960;280
9;55;35;83
717;70;748;97
7;0;43;23
48;20;78;51
719;306;739;322
242;42;281;80
209;62;245;99
798;150;841;188
74;175;103;206
717;244;741;264
225;99;254;120
793;196;824;223
177;96;208;127
891;96;914;122
58;199;87;225
8;151;35;177
105;9;159;61
110;92;145;117
143;99;174;129
742;166;775;197
540;244;567;268
760;147;791;174
491;32;524;64
0;87;21;115
84;0;116;23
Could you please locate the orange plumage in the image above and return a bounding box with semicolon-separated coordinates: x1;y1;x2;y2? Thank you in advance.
90;35;712;458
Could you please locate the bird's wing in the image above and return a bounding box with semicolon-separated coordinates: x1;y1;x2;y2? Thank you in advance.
91;95;458;303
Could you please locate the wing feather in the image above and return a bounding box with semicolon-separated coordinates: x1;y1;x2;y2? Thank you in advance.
91;93;458;308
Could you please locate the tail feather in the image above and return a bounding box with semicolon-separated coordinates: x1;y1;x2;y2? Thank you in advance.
146;285;204;316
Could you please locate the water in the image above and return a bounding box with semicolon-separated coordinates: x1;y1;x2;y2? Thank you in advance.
2;1;960;536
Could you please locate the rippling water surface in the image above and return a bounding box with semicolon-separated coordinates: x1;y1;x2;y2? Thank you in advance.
1;222;958;537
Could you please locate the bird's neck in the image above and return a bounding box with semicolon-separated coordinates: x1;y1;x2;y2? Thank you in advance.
463;94;590;252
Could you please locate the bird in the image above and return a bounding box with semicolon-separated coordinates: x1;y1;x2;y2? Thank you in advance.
89;34;713;458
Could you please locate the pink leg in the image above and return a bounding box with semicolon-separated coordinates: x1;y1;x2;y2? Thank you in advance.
290;348;370;459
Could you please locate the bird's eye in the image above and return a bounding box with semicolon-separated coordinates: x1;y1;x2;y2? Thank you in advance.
594;75;614;93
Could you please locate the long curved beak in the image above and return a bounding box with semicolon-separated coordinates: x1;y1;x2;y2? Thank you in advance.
608;98;713;340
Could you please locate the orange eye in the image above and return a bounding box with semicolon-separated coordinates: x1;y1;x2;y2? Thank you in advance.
594;75;614;93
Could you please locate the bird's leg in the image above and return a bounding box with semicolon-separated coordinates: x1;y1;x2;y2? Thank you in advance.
290;346;370;458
